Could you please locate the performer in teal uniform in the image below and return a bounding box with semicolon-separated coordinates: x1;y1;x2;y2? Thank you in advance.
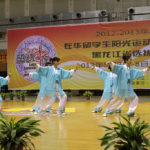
0;73;11;109
30;57;76;114
92;66;119;116
107;53;150;116
30;62;55;113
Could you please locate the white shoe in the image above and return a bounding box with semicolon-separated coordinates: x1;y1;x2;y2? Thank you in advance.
34;112;38;115
103;113;107;117
92;107;102;113
46;106;52;112
126;111;136;117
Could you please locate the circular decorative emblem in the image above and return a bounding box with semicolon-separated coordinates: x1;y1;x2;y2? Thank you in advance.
15;36;57;81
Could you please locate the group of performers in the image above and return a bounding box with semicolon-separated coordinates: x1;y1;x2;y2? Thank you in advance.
0;53;149;116
92;53;150;116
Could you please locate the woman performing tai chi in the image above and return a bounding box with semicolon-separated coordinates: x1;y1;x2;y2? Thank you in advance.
29;62;55;113
30;57;77;114
91;66;118;115
106;53;150;117
0;73;11;109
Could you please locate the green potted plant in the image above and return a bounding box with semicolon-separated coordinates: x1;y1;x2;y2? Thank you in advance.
65;91;72;100
0;112;44;150
20;91;27;101
15;91;21;100
99;115;150;150
8;92;15;100
83;91;93;100
1;92;7;101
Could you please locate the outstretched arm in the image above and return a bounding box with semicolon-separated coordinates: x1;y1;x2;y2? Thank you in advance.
30;62;49;76
142;65;150;76
106;61;115;70
30;62;41;70
61;68;74;80
29;72;40;81
67;64;80;76
91;66;108;79
131;66;149;79
6;72;12;83
90;65;100;72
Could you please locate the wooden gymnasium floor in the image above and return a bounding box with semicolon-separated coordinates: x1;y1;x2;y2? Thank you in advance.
1;97;150;150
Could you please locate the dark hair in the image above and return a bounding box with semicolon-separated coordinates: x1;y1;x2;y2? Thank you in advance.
122;53;131;63
108;65;112;71
45;62;51;66
49;57;60;64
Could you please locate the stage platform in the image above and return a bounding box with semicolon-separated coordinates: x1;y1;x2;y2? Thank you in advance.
1;97;150;150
